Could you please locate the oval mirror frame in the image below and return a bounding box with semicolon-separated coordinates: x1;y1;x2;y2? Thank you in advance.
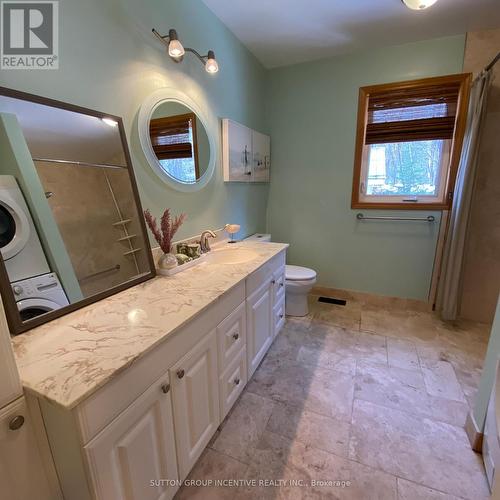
138;88;217;192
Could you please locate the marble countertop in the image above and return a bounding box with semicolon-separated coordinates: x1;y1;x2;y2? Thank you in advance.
11;241;288;410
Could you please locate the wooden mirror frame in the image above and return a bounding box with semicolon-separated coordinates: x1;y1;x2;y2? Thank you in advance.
0;86;156;336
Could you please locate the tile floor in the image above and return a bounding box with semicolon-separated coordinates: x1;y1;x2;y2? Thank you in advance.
175;295;492;500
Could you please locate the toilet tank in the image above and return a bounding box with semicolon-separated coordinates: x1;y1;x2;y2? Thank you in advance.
244;233;271;242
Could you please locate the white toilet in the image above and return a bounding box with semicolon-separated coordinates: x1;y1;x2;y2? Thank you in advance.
285;265;317;316
244;234;317;317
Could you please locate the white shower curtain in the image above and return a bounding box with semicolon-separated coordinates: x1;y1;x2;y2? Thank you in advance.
436;70;493;321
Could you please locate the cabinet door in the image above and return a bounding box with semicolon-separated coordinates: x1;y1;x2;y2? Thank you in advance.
170;330;219;479
0;397;60;500
223;119;253;182
85;375;178;500
247;279;274;377
252;130;271;183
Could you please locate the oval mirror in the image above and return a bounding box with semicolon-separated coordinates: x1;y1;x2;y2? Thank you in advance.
138;89;216;192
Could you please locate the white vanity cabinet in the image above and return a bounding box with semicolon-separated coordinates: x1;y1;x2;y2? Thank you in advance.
246;278;274;377
246;253;286;377
222;118;271;183
84;374;178;500
170;329;219;479
0;396;61;500
34;249;286;500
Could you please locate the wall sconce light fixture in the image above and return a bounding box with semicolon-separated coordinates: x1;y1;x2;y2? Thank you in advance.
401;0;438;9
152;28;219;74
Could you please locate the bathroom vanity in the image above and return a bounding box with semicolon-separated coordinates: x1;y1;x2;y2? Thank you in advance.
11;242;287;500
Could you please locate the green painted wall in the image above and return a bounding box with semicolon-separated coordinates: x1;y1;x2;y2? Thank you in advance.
0;0;269;242
0;0;469;300
266;35;466;300
473;296;500;430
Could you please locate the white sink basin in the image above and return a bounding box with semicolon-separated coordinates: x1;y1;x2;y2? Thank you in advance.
206;247;258;265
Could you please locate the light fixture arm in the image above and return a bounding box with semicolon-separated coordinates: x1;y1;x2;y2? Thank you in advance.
152;28;170;44
184;47;210;64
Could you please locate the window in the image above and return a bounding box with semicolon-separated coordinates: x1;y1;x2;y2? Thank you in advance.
351;74;471;209
149;112;200;183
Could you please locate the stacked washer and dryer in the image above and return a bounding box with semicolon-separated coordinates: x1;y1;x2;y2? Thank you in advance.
0;176;68;323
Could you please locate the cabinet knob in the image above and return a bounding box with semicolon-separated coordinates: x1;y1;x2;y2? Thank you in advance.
280;314;284;319
245;171;252;176
271;279;276;284
161;383;170;394
177;369;185;379
233;378;240;386
9;415;24;431
280;282;284;288
232;332;239;341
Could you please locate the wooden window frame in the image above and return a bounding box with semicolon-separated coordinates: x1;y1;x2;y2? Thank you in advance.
149;112;200;178
351;73;472;210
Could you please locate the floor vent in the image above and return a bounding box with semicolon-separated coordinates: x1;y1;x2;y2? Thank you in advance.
318;297;347;306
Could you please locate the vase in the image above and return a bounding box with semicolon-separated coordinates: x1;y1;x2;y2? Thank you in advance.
158;252;178;272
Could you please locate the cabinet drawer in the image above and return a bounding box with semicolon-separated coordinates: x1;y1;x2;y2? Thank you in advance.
274;296;286;337
217;302;246;372
273;266;286;304
219;348;247;420
246;250;286;296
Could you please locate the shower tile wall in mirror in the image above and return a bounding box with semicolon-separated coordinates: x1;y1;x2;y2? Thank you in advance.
0;88;155;335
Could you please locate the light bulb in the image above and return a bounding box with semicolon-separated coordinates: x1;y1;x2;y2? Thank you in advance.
401;0;438;9
205;50;219;73
168;39;185;58
102;117;118;127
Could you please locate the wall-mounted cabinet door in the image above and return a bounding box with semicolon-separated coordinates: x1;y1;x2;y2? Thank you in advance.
252;130;271;183
85;375;178;500
222;119;253;182
247;279;274;378
170;330;219;479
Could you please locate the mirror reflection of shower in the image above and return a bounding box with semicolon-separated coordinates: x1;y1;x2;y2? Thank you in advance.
0;92;152;327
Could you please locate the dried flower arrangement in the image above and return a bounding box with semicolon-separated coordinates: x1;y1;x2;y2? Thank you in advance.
144;208;187;254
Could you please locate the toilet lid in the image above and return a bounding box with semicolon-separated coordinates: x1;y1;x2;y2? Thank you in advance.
285;265;316;281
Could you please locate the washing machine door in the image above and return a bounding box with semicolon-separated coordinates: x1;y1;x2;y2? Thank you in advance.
16;297;61;322
0;198;30;261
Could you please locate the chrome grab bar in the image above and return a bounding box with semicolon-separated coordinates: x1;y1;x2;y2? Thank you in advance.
80;264;121;281
356;213;435;223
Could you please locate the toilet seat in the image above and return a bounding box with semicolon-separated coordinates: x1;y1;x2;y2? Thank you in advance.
285;265;316;282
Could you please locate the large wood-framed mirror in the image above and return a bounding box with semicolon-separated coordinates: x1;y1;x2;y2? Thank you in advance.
0;86;156;335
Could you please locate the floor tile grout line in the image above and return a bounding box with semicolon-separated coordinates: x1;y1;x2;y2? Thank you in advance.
394;474;479;500
348;449;478;500
351;392;472;437
245;386;354;425
204;446;253;468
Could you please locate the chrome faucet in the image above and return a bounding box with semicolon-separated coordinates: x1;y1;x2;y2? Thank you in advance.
200;230;217;253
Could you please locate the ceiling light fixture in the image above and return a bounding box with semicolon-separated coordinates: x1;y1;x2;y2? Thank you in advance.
152;28;219;74
401;0;438;9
